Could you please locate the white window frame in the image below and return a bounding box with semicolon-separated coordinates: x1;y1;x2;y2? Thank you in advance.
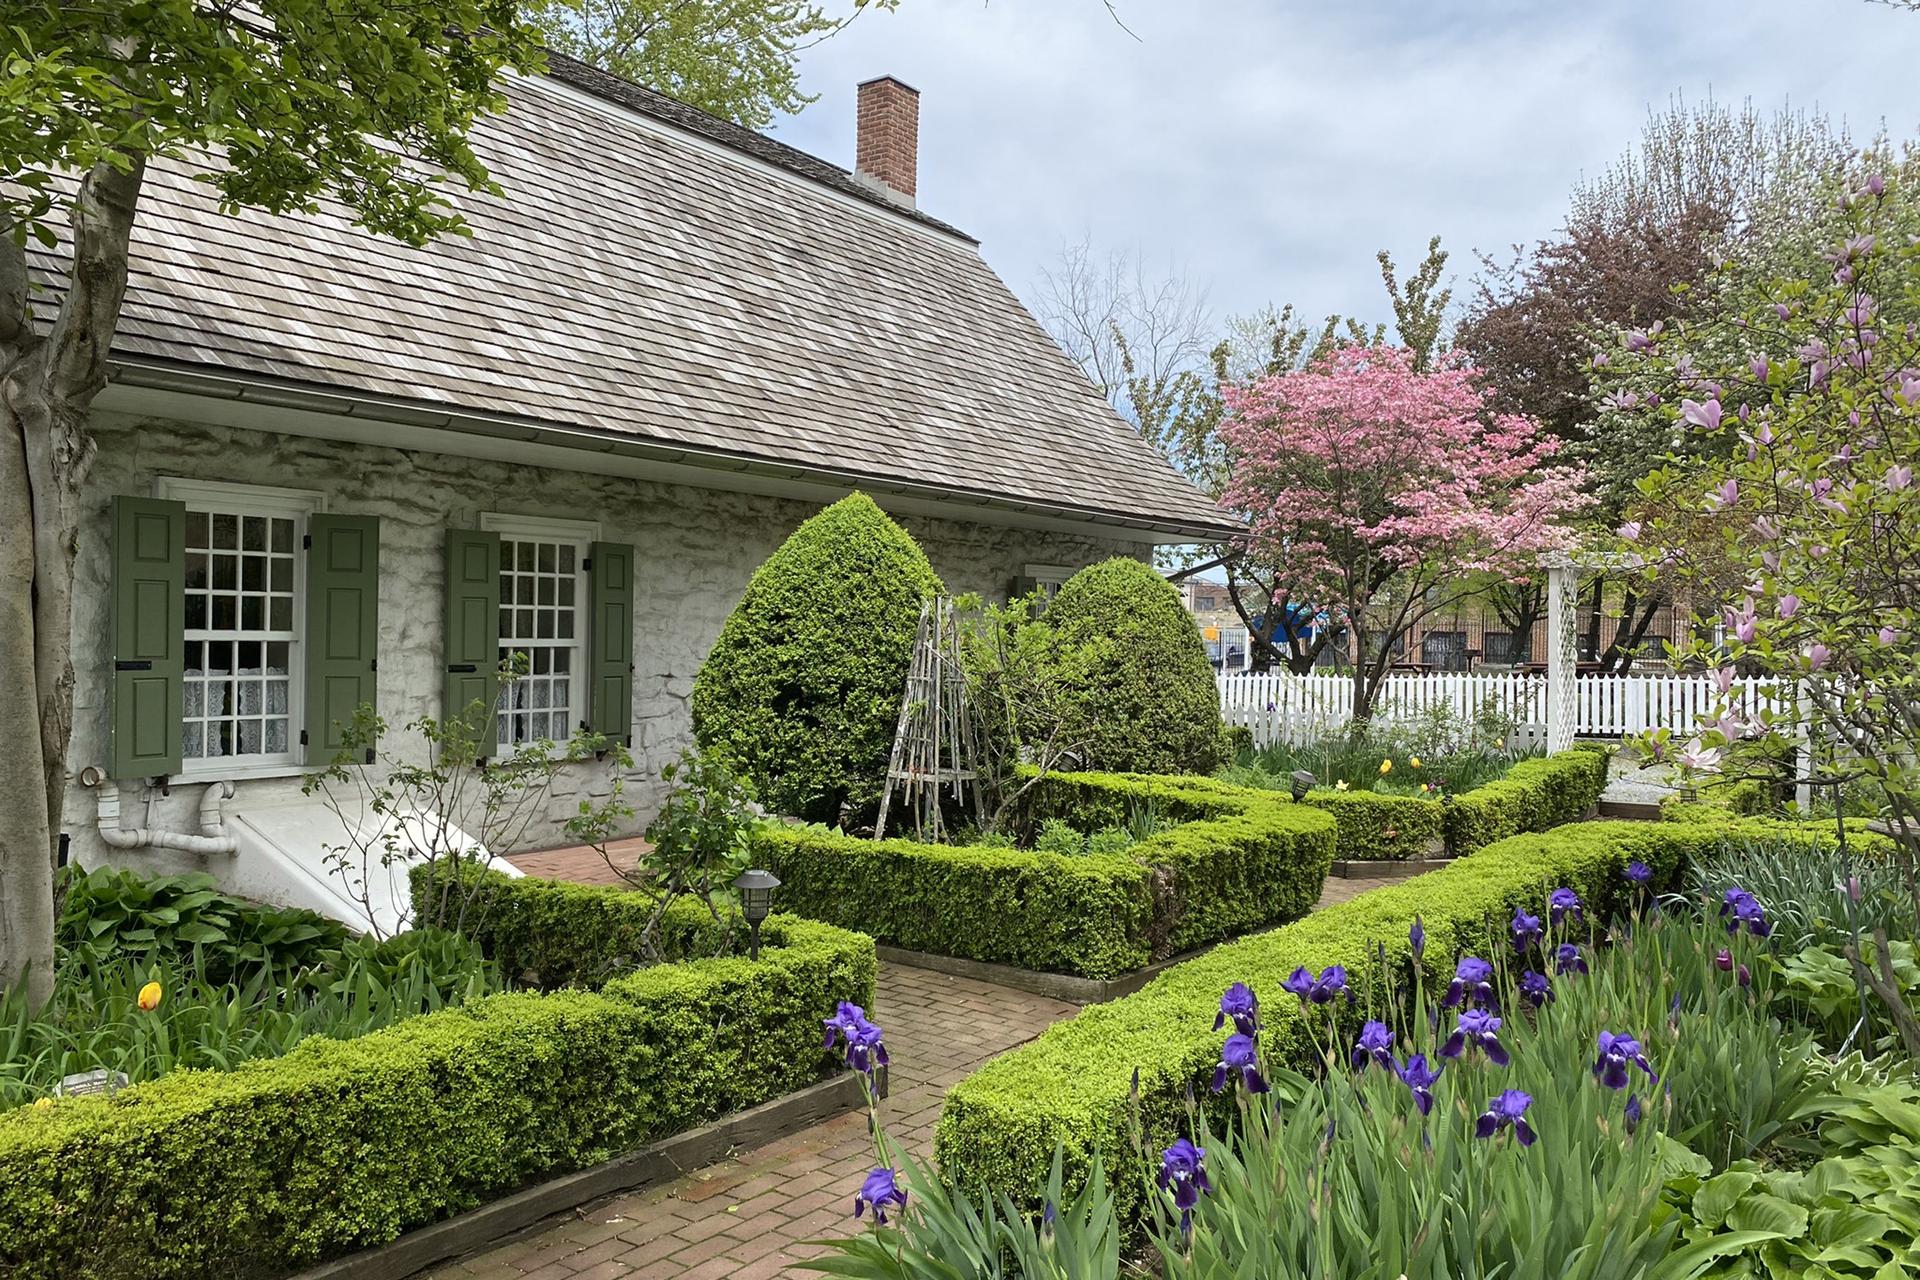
156;477;325;781
480;512;600;756
1025;562;1075;600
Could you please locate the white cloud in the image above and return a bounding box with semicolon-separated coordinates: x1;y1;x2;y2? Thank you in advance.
774;0;1920;331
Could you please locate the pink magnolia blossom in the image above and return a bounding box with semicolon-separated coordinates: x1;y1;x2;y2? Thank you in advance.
1806;644;1831;672
1886;465;1913;492
1778;594;1800;620
1750;356;1770;383
1879;626;1902;647
1681;398;1724;432
1676;740;1723;772
1705;478;1739;511
1713;667;1736;695
1617;521;1642;542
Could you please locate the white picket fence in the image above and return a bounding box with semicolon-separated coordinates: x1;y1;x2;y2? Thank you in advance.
1218;671;1782;746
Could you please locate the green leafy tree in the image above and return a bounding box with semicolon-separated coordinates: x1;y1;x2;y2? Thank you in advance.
1;2;539;1006
692;493;942;825
1042;558;1224;776
523;0;843;129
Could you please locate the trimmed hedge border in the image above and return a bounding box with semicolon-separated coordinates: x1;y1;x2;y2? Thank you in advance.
752;771;1337;981
1298;745;1611;861
0;878;875;1280
932;813;1869;1219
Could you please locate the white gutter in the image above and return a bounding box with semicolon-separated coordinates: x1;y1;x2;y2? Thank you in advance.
91;776;239;856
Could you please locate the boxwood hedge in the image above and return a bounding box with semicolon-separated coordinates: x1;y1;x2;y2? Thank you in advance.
0;882;874;1280
752;771;1337;980
1301;744;1610;860
932;814;1862;1220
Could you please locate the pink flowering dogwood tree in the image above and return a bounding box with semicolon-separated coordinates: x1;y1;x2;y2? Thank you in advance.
1219;345;1589;720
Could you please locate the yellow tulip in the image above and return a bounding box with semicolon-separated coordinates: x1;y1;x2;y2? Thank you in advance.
1409;756;1422;769
137;981;163;1012
1379;758;1392;776
32;1097;52;1110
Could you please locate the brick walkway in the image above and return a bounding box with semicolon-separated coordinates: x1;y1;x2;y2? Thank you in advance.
1313;874;1400;910
428;962;1077;1280
507;838;653;886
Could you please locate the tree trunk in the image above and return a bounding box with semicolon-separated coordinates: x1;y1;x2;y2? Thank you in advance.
0;154;145;1006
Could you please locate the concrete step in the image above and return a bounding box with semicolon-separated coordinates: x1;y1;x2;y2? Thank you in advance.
1597;798;1665;822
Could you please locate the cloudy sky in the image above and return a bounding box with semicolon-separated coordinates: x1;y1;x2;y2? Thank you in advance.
773;0;1920;334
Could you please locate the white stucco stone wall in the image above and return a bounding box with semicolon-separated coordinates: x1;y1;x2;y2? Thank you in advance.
62;411;1141;878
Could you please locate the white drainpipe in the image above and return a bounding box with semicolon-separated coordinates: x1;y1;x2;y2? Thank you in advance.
92;776;239;856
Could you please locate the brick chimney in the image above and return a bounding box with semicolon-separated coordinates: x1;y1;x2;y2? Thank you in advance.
855;76;919;206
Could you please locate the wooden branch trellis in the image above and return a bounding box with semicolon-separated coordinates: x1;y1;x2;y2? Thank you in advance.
875;598;984;842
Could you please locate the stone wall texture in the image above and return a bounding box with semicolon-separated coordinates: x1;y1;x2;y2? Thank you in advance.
63;412;1140;879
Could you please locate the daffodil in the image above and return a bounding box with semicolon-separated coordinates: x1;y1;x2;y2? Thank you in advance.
1379;758;1393;776
1335;779;1351;792
137;981;163;1012
32;1097;52;1110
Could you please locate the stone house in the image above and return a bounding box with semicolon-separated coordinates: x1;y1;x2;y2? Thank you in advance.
48;56;1229;925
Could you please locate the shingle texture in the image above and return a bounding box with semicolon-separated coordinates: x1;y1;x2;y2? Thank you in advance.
31;56;1230;536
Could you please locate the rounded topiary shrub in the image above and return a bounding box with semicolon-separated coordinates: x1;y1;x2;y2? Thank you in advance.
692;493;942;824
1043;557;1222;775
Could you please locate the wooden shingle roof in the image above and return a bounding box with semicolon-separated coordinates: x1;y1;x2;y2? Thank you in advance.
52;55;1233;537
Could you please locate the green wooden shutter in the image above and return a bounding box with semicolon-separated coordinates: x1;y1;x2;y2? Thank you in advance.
109;496;185;778
444;529;500;742
304;514;380;763
587;541;635;746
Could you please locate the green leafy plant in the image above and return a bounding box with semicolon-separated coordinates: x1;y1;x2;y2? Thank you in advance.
304;657;633;940
56;865;347;980
612;749;758;961
692;493;943;825
1042;558;1226;776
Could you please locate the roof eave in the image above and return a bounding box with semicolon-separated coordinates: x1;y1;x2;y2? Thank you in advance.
103;357;1240;544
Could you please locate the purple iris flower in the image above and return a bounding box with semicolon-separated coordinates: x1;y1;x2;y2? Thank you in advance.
1625;1094;1643;1134
1593;1031;1658;1090
1352;1020;1397;1073
1511;907;1543;953
853;1166;909;1224
1398;1053;1442;1115
1215;982;1259;1036
1548;888;1583;927
1211;1032;1269;1094
1282;966;1315;1000
1157;1138;1212;1233
1410;916;1426;959
844;1018;889;1074
1720;888;1772;937
1625;861;1652;886
1555;943;1589;976
1444;957;1497;1010
823;1000;866;1049
1310;965;1350;1005
1441;1008;1510;1066
1519;969;1554;1007
1475;1089;1537;1146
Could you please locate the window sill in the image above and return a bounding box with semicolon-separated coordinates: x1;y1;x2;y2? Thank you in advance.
176;761;315;784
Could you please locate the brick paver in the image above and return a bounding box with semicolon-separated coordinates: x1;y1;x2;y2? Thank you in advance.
507;838;653;885
1314;874;1401;910
428;962;1078;1279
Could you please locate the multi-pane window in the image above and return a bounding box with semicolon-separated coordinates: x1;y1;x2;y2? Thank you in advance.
493;527;587;749
170;485;313;771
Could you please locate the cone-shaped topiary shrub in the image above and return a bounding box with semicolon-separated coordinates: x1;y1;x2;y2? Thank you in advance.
692;493;942;824
1043;557;1222;775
